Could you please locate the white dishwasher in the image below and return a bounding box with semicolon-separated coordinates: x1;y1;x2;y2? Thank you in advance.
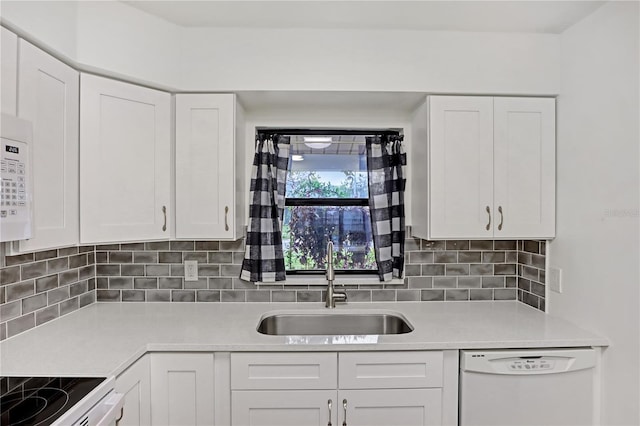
459;348;598;426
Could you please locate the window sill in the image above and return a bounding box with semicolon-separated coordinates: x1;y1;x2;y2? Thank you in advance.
277;274;404;286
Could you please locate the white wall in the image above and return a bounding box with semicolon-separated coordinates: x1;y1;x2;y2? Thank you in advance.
0;0;77;61
551;2;639;424
179;27;561;93
75;1;181;90
1;1;562;94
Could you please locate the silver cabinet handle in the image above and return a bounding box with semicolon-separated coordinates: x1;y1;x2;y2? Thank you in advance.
485;206;491;231
162;206;167;232
342;399;347;426
498;206;504;231
115;407;124;426
327;399;333;426
224;206;229;231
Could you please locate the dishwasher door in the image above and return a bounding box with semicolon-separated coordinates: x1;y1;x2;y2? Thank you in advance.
459;348;597;426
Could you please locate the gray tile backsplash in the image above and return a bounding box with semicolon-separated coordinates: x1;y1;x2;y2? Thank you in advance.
0;238;546;340
517;240;547;311
0;245;96;341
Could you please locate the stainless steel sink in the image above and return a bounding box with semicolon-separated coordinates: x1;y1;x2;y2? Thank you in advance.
257;312;413;336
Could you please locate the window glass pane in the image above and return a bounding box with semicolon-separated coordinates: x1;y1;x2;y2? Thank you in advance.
287;140;368;198
282;205;377;271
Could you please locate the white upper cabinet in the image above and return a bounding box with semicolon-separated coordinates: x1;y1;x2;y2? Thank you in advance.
428;96;495;239
493;97;555;238
1;27;18;115
415;95;555;240
80;74;171;244
175;94;245;240
14;39;79;252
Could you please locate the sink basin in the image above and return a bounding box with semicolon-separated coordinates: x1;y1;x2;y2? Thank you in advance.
257;312;413;336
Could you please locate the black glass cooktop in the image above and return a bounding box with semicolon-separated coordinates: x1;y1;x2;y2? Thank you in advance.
0;377;105;426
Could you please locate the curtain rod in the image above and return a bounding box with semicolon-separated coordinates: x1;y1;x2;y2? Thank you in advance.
256;128;402;137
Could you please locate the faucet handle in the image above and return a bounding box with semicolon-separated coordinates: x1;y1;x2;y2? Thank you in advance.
326;241;335;280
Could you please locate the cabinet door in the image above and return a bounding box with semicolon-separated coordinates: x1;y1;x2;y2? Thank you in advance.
429;96;494;239
1;27;18;115
80;74;170;243
16;39;79;252
231;390;336;426
175;94;235;239
115;355;151;426
339;389;443;426
150;353;215;426
494;97;556;238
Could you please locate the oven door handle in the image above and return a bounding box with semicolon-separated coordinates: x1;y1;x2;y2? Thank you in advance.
96;392;125;426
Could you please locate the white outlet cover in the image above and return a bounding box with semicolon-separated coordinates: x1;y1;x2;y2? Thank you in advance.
549;266;562;293
184;260;198;281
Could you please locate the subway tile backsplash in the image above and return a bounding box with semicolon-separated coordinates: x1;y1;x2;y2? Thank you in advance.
0;238;546;340
0;245;96;341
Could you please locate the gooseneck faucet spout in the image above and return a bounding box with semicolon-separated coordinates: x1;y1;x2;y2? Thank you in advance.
325;241;347;308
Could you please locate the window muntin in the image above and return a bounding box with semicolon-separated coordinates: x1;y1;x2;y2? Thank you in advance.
282;137;376;273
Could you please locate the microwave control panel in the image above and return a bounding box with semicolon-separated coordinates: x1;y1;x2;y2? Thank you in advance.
1;115;32;242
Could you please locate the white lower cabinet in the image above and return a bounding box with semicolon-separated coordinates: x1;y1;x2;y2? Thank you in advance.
115;354;152;426
232;390;336;426
339;389;443;426
117;350;456;426
230;351;457;426
150;353;215;425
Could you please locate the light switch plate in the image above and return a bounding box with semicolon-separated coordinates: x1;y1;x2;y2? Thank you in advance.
184;260;198;281
549;266;562;293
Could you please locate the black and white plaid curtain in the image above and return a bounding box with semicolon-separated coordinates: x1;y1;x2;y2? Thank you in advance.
366;135;406;281
240;135;290;282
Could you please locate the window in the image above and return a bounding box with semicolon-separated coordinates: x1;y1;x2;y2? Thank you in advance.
282;135;376;274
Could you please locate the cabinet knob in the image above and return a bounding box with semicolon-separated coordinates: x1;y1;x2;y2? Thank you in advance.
485;206;491;231
224;206;229;231
498;206;504;231
327;399;333;426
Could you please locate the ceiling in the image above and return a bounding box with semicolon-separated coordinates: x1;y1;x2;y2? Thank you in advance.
122;0;605;34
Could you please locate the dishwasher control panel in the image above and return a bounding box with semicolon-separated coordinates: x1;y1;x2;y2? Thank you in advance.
461;348;597;376
508;358;555;371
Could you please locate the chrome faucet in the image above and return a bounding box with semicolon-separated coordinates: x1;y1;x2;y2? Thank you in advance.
325;241;347;308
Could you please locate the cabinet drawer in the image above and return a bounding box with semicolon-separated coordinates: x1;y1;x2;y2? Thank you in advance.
231;352;337;390
339;351;443;389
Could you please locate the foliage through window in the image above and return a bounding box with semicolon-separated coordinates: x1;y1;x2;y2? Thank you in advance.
282;136;376;273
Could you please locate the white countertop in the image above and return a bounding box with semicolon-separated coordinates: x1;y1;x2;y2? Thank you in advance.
0;301;608;377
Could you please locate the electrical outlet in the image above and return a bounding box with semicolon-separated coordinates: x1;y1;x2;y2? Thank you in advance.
184;260;198;282
549;266;562;293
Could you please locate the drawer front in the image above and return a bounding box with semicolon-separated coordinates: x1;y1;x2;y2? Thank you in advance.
339;351;443;389
231;352;337;390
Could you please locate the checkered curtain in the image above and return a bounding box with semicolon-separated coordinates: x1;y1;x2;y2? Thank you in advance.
240;135;290;282
366;135;407;281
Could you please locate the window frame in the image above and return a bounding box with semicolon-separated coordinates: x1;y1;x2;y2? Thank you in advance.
256;127;402;279
282;150;375;276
